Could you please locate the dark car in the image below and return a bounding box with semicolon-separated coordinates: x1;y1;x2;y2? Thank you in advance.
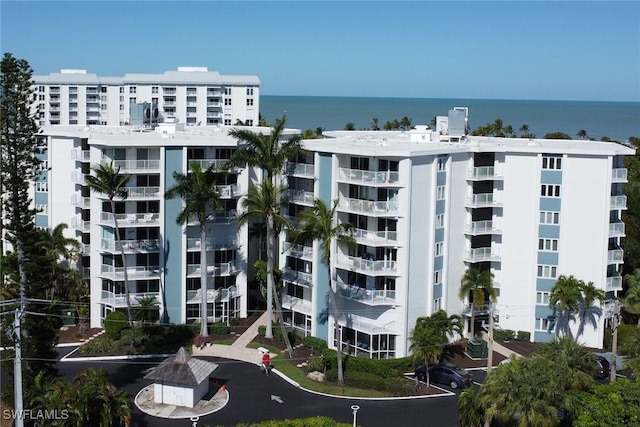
594;355;610;378
415;363;473;389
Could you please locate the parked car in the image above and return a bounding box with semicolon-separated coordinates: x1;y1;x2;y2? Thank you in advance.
594;355;610;378
415;363;473;389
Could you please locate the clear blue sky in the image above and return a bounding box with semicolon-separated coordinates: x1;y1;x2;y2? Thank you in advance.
2;1;639;101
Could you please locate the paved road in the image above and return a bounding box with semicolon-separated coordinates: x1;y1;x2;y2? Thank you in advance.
56;352;461;427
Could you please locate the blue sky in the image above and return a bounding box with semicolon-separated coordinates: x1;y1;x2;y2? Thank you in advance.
2;1;639;101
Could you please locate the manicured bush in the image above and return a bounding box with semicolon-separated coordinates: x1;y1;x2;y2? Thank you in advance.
229;317;240;327
516;330;531;341
273;323;296;346
302;336;328;354
494;329;515;341
210;321;230;335
79;335;120;353
118;328;149;346
104;311;128;340
258;325;266;337
344;356;398;378
324;368;338;382
307;356;325;373
342;370;387;391
235;416;352;427
384;376;419;396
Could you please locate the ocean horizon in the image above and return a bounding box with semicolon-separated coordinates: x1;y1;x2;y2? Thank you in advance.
260;95;640;142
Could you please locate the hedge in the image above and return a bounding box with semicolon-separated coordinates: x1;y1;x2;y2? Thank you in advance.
235;416;352;427
104;311;128;340
324;369;418;396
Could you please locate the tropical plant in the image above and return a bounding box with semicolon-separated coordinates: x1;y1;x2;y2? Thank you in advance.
459;268;497;338
165;162;222;337
573;379;640;427
36;223;80;299
621;331;640;379
537;336;597;376
623;268;640;327
344;122;355;130
291;198;355;384
227;116;302;339
86;162;135;347
457;386;484;427
133;295;159;326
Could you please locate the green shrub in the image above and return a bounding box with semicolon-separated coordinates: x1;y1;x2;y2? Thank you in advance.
302;336;328;353
516;330;531;341
235;416;352;427
104;311;128;340
273;323;296;346
618;324;640;355
210;322;230;335
229;317;240;327
118;328;149;346
321;348;340;370
79;335;120;353
344;356;398;378
384;376;419;396
307;356;326;373
258;325;266;337
494;329;515;341
343;370;387;391
324;368;338;382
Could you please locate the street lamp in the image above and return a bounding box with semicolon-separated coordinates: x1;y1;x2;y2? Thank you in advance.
350;405;360;427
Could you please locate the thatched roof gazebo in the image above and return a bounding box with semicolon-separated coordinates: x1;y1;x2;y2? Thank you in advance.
144;347;218;408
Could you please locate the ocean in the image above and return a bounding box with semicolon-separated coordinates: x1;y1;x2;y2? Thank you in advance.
259;96;640;143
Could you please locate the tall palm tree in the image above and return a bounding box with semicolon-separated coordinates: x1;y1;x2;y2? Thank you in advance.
409;321;442;386
549;275;582;339
457;386;484;427
227;116;302;339
165;162;222;337
291;198;355;384
37;223;80;299
623;268;640;327
86;162;135;346
459;268;497;339
237;181;294;356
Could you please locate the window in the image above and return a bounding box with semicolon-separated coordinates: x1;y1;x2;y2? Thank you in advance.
129;86;137;94
350;157;369;171
435;242;443;256
152;86;158;94
224;119;231;125
436;186;446;200
101;95;107;102
101;86;107;93
101;104;107;111
246;99;254;106
35;182;48;192
436;214;445;228
38;86;44;92
541;184;560;197
119;87;124;94
536;317;551;331
129;97;136;104
437;157;447;172
536;292;550;305
538;238;558;251
434;270;442;285
38;94;45;101
433;298;441;312
246;119;253;126
224;87;232;95
537;265;557;278
542;156;562;170
224;98;232;106
247;88;254;96
540;211;560;224
119;104;124;111
35;204;48;215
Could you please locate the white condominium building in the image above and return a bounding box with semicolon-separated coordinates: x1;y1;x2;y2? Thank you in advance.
32;67;260;127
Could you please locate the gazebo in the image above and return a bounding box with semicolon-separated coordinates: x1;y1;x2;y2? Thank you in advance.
144;347;218;408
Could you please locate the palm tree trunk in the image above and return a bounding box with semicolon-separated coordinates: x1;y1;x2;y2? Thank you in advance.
273;285;294;357
112;200;135;347
265;212;275;339
200;221;209;337
328;270;344;384
470;305;476;339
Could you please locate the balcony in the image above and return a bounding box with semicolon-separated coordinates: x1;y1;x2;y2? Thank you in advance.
163;101;176;107
101;291;160;308
285;162;315;178
71;148;90;162
338;198;399;216
187;287;238;304
100;212;160;226
215;184;241;198
336;281;396;306
101;239;160;253
609;222;626;237
286;189;315;206
338;168;400;186
187;159;238;172
282;267;313;287
465;193;502;208
608;249;624;264
99;265;160;280
108;159;160;171
610;195;627;210
461;302;492;317
71;194;90;209
125;186;161;199
71;217;90;232
186;238;238;251
463;247;500;263
282;242;313;259
281;294;313;315
465;220;501;235
352;228;398;245
467;166;503;181
611;168;628;183
187;211;237;225
186;261;237;277
337;255;398;274
71;171;87;185
606;276;623;292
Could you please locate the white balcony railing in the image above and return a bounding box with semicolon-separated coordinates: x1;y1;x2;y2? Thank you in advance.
465;193;502;208
609;222;626;237
338;168;400;185
282;242;313;259
71;217;90;232
339;255;397;273
465;220;501;235
336;281;396;305
100;212;160;226
352;228;398;244
463;247;500;262
186;261;237;277
187;159;238;172
338;198;399;215
468;166;503;180
282;267;313;287
71;171;87;185
186;287;238;304
607;249;624;263
610;195;627;210
214;184;241;198
285;162;315;178
126;187;161;199
286;189;315;206
187;210;237;225
99;265;160;280
186;238;238;251
101;159;160;171
100;239;160;252
611;168;628;183
101;291;160;308
606;276;623;292
71;148;90;162
71;194;90;209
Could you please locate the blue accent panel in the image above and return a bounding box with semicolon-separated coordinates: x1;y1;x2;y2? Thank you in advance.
539;197;561;211
35;215;48;227
536;278;557;292
36;151;47;160
435;227;444;242
163;147;184;324
317;153;332;205
535;305;554;319
434;256;443;271
35;192;48;204
538;225;560;238
436;200;445;214
537;251;558;265
437;172;446;186
433;283;442;299
541;170;562;184
534;331;554;343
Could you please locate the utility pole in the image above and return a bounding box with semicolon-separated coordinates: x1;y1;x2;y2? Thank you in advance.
610;301;620;383
487;302;495;372
13;307;24;427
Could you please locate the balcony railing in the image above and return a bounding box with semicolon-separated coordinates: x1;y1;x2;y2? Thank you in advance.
281;294;313;315
336;281;396;305
611;168;628;183
126;187;161;199
214;184;241;198
467;166;503;180
186;287;238;304
286;189;315;206
610;195;627;210
285;162;315;178
338;168;400;185
609;222;626;237
465;193;502;208
608;249;624;263
100;212;160;226
282;267;313;287
71;217;90;232
463;247;500;262
101;158;160;171
352;228;398;244
187;159;236;172
339;255;397;273
187;210;238;225
282;242;313;259
461;302;492;316
101;291;160;308
186;238;238;251
186;261;237;277
71;194;90;209
101;239;160;253
99;265;160;280
71;148;90;162
71;171;87;185
338;198;399;215
606;276;623;292
465;220;501;235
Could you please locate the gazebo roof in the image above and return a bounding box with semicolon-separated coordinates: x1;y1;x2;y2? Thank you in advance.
144;347;218;386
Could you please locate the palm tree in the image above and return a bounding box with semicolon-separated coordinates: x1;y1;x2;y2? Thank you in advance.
371;117;379;131
457;386;484;427
623;268;640;327
549;274;583;339
291;198;355;384
576;280;605;338
538;336;597;376
227;116;302;339
409;321;442;386
86;162;135;346
165;162;222;337
459;268;497;339
37;223;80;299
72;368;131;427
237;181;294;356
133;295;159;326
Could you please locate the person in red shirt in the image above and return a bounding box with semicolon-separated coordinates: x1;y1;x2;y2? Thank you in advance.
262;352;271;375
